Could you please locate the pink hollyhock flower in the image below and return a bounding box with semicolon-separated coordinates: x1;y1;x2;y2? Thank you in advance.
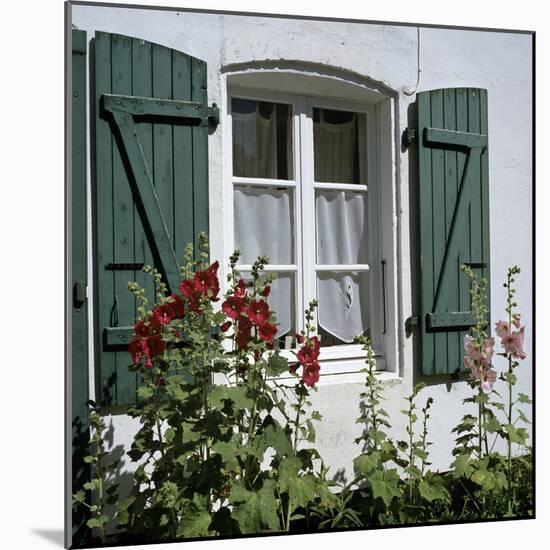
480;368;497;392
512;313;522;329
495;320;510;338
501;327;527;359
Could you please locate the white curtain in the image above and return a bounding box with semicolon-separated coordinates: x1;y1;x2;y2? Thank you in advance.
268;274;293;338
234;187;293;265
318;272;370;343
232;101;292;179
316;190;368;265
316;190;369;343
232;106;278;178
314;109;357;184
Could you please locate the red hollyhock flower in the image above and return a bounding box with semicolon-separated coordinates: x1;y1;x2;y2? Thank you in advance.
152;303;176;326
192;261;220;300
222;296;246;319
220;320;232;332
179;279;201;313
246;299;270;326
258;321;277;343
297;344;317;365
168;294;185;318
236;316;252;349
235;278;248;298
261;285;271;297
295;333;304;345
147;334;166;358
135;320;150;338
302;361;321;387
129;336;149;364
289;362;299;374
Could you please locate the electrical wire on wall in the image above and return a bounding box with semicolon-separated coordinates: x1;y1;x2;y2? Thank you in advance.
404;26;421;96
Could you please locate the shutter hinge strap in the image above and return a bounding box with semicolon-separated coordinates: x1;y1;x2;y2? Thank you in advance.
405;315;419;338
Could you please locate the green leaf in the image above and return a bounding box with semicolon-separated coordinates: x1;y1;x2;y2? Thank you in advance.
484;416;502;433
229;479;280;534
471;468;496;491
504;423;527;445
517;393;532;404
72;490;86;504
452;454;474;478
278;458;317;512
211;441;241;472
87;515;109;529
137;385;155;400
211;385;254;411
353;452;381;477
267;352;289;376
418;475;449;502
177;507;213;538
369;469;401;507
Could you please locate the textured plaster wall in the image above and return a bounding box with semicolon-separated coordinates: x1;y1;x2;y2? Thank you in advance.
72;5;533;480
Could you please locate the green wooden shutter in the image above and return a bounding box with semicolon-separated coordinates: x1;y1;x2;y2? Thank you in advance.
93;32;211;406
71;28;91;544
416;88;490;375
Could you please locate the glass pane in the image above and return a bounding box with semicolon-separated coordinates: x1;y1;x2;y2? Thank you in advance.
313;108;365;184
234;186;294;265
317;271;369;345
316;190;368;265
232;98;293;180
241;272;295;346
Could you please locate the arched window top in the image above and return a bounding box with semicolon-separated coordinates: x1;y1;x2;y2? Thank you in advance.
223;60;395;104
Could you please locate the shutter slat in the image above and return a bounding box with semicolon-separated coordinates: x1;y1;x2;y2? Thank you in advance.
111;34;137;405
172;49;194;261
95;32;117;403
416;88;490;376
131;38;156;318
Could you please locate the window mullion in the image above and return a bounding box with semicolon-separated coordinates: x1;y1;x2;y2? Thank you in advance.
299;96;317;331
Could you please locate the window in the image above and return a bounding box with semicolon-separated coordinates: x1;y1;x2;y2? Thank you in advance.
228;86;384;367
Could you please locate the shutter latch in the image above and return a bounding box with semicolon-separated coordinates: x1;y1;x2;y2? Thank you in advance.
402;127;416;149
73;281;87;309
208;103;220;128
405;315;419;338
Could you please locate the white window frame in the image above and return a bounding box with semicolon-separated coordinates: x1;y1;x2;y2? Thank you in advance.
222;76;397;377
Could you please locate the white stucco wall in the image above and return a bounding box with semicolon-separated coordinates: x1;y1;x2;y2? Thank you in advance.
71;4;533;480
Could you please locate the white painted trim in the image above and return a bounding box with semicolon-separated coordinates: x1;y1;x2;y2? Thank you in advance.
233;176;296;188
315;264;370;272
314;182;368;192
